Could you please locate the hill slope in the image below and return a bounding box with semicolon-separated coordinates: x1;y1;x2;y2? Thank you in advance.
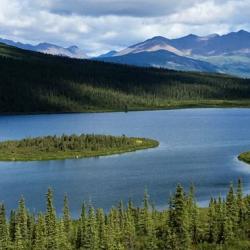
1;43;250;114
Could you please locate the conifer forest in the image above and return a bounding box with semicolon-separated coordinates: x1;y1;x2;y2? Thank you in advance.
1;181;250;249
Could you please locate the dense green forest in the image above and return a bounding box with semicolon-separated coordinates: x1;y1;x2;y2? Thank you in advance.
1;43;250;114
0;180;250;249
0;134;158;161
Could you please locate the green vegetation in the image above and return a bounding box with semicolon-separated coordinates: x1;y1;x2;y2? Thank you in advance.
0;180;250;249
238;151;250;164
0;134;159;161
1;43;250;114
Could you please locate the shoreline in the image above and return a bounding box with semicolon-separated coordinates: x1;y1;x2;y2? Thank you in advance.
1;101;250;117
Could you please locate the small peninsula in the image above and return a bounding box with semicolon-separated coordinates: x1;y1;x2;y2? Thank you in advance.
0;134;159;161
238;151;250;164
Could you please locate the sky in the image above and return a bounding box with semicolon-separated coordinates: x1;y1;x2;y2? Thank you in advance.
0;0;250;56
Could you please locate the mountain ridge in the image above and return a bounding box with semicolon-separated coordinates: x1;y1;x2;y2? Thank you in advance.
1;30;250;77
98;30;250;77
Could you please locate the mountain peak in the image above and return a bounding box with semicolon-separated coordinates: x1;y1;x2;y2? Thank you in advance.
182;34;199;39
150;36;169;41
98;50;118;58
68;45;79;49
237;29;249;34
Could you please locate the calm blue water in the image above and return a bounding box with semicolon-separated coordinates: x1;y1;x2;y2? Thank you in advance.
0;108;250;216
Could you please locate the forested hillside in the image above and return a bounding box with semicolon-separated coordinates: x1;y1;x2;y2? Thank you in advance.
1;43;250;114
0;181;250;249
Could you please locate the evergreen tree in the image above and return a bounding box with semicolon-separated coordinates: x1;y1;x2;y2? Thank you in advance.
34;214;46;250
187;184;200;244
16;196;28;241
96;208;106;249
78;202;88;248
45;188;58;249
207;198;217;243
84;205;99;250
14;224;25;250
9;210;16;242
0;203;9;249
236;178;246;226
27;213;36;249
57;219;72;250
63;194;72;239
168;184;191;250
123;209;136;250
226;182;238;231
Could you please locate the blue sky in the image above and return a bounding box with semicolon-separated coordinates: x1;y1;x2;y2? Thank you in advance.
0;0;250;56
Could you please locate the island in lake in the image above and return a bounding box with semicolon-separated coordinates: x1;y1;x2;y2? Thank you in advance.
238;151;250;164
0;134;159;161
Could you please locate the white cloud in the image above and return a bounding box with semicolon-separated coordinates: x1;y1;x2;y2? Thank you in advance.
0;0;249;56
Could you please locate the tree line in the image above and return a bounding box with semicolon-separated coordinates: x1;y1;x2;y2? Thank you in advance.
0;134;142;152
1;180;250;249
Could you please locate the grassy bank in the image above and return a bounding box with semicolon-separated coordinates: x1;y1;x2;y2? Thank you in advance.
238;151;250;164
0;134;159;161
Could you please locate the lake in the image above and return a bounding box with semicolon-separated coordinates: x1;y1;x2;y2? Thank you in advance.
0;108;250;216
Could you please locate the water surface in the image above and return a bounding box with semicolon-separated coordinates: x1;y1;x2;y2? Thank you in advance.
0;108;250;215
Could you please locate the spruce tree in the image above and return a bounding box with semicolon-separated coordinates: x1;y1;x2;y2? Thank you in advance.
84;205;99;250
16;196;28;241
168;184;191;250
34;213;46;250
226;182;237;232
207;198;217;243
14;224;25;250
0;203;9;249
9;210;16;242
78;202;88;248
96;208;106;249
236;178;246;226
63;195;72;240
45;188;58;249
57;219;72;250
123;210;136;250
187;184;200;244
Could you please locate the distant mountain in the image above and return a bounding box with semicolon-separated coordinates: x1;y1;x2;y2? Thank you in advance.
114;36;184;56
0;38;87;58
98;50;218;73
97;30;250;77
2;30;250;77
169;30;250;56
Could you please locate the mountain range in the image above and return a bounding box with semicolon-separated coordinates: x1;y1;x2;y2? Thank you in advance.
98;30;250;77
1;30;250;77
0;38;87;59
